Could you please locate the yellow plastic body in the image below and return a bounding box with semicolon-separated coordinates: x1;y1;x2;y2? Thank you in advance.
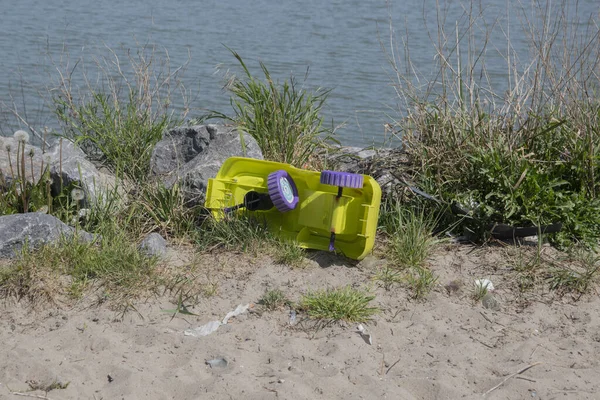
205;157;381;260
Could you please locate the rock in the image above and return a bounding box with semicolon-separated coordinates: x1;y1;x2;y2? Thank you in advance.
45;140;119;206
326;146;409;201
150;124;263;206
138;232;167;257
0;213;93;258
482;293;501;311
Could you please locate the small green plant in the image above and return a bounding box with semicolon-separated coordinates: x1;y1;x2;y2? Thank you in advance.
197;212;273;253
373;265;403;291
405;266;438;300
127;183;199;239
273;239;305;268
213;49;336;168
547;249;600;296
379;201;440;270
300;286;379;323
471;282;489;302
259;289;288;311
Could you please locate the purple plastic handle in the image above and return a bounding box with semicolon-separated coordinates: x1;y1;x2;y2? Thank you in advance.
320;171;364;189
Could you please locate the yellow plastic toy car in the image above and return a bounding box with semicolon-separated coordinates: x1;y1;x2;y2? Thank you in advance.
205;157;381;260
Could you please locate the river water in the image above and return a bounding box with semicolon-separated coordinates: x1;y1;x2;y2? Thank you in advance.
0;0;597;146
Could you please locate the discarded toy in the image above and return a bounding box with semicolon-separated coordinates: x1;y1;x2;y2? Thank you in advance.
205;157;381;260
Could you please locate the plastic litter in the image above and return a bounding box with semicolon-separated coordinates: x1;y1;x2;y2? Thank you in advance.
356;324;372;345
474;279;494;292
184;303;251;337
289;310;297;326
205;358;228;368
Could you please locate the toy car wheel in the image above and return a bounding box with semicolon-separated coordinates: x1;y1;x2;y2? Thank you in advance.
320;171;364;188
268;170;299;212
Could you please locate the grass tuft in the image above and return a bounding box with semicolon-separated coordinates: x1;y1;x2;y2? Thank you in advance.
0;231;158;307
300;286;378;323
259;289;288;311
212;49;336;168
379;201;441;270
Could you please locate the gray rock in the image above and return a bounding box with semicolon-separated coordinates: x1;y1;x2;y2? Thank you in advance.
0;213;93;258
150;124;263;206
482;293;501;311
138;232;167;257
46;140;119;206
326;146;409;202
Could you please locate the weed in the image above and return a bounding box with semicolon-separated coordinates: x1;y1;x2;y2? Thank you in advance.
127;182;199;239
386;0;600;246
300;286;379;323
471;282;489;302
405;266;438;300
197;212;312;267
547;249;600;296
260;289;288;311
373;265;403;291
0;231;158;307
273;239;306;268
197;212;273;253
380;201;440;270
52;44;189;181
212;49;336;167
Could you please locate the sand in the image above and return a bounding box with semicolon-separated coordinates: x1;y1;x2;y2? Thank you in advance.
1;244;599;399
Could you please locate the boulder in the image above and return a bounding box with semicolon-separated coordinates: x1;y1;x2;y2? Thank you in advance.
0;136;119;206
326;146;409;201
0;213;94;258
150;124;263;206
46;140;119;206
138;232;167;258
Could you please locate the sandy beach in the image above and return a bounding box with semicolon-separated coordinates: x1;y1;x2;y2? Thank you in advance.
1;243;598;400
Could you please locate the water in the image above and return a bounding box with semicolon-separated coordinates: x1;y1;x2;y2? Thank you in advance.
0;0;597;147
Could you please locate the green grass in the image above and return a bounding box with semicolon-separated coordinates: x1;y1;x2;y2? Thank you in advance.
259;289;288;311
211;49;336;168
386;0;600;247
300;286;379;323
405;266;438;300
272;239;306;268
0;229;158;307
196;212;273;253
373;265;404;291
197;212;306;266
126;182;200;239
52;44;189;181
547;249;600;296
379;201;441;270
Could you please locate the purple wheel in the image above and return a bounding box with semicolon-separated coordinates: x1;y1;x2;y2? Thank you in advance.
320;171;364;188
268;170;299;212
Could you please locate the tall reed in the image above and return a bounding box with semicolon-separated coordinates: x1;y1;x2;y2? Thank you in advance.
386;0;600;245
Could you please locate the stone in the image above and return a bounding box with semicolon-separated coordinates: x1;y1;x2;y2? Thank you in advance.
138;232;167;257
482;293;501;311
45;140;119;206
325;146;409;202
0;213;93;258
150;124;263;206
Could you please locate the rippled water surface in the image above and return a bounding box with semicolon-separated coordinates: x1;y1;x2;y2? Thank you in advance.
0;0;597;146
